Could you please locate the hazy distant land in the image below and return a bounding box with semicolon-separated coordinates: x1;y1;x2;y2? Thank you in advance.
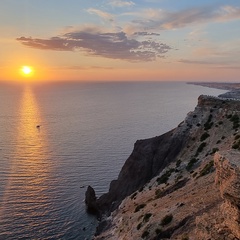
188;81;240;91
188;82;240;99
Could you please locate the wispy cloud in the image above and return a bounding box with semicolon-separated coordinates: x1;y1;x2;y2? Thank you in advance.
17;27;171;62
133;32;160;36
179;58;239;68
87;8;114;22
56;65;114;70
179;59;220;65
108;0;135;7
125;5;240;31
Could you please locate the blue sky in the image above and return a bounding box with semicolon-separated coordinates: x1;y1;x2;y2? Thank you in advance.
0;0;240;81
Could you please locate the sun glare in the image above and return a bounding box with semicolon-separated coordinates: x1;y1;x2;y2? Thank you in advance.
21;66;32;75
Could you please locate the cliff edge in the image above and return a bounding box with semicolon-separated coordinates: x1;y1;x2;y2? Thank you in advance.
87;94;240;239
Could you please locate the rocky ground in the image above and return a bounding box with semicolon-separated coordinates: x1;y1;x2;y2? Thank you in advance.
87;94;240;240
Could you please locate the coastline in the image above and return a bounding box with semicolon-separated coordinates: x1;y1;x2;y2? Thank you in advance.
187;81;240;99
87;81;240;239
187;81;240;91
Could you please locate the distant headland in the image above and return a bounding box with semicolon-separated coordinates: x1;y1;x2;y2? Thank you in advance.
188;82;240;99
187;81;240;91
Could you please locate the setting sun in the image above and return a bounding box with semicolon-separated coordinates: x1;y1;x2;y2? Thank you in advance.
21;66;32;75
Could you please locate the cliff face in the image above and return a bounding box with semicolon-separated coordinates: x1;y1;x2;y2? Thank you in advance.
195;151;240;240
97;126;190;213
215;151;240;239
88;95;240;240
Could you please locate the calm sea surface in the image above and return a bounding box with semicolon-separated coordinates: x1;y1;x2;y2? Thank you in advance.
0;81;226;239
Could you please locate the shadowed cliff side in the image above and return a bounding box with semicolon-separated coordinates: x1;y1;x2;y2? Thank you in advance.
97;126;191;213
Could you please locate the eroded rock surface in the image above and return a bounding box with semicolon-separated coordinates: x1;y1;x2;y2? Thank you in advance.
215;151;240;239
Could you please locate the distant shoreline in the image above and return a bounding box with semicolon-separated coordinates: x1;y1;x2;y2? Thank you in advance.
187;81;240;99
187;81;240;91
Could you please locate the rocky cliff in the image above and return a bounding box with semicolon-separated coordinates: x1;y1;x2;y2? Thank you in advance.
87;94;240;240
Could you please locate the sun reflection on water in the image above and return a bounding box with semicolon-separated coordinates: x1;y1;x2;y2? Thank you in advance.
0;86;55;238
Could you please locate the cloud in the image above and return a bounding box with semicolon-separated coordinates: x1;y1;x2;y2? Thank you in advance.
213;66;240;70
108;0;135;7
125;5;240;31
17;27;171;62
179;59;239;68
16;36;72;50
56;65;114;70
87;8;114;22
179;59;219;65
134;32;160;36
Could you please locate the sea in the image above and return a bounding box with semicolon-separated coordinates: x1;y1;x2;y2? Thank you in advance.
0;81;226;240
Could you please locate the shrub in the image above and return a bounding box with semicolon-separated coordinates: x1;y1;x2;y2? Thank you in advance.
200;132;210;141
143;213;152;222
192;172;198;178
196;142;207;155
181;235;189;240
155;228;162;235
230;115;240;130
204;114;213;130
207;114;213;122
204;122;213;130
211;148;219;155
141;230;149;238
232;143;239;149
161;214;173;226
230;114;239;122
186;158;198;171
135;203;146;212
199;161;214;177
232;139;240;150
233;123;240;130
218;121;223;125
131;192;137;199
176;159;182;168
176;175;183;181
157;169;174;185
137;223;142;230
235;135;240;140
155;189;163;199
232;143;240;149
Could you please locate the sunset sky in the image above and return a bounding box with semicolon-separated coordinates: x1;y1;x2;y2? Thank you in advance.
1;0;240;82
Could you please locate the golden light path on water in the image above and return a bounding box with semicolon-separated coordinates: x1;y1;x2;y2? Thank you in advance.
0;86;56;238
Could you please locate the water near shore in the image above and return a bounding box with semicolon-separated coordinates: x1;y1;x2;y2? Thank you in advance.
0;81;226;239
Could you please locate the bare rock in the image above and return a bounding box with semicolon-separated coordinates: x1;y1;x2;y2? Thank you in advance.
214;151;240;239
97;126;190;213
85;186;99;215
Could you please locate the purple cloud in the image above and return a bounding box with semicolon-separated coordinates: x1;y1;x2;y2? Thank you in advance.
134;32;160;36
17;29;172;62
